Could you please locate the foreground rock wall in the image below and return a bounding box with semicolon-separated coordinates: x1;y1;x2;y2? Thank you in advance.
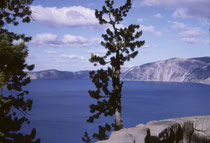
97;115;210;143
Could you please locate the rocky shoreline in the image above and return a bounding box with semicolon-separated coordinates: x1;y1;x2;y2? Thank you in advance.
97;115;210;143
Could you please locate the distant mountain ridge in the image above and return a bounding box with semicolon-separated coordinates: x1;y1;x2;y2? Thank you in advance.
28;69;89;80
28;57;210;85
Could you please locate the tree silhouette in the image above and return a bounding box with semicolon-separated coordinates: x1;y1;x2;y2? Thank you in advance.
0;0;33;42
83;0;145;142
0;0;40;142
0;34;40;143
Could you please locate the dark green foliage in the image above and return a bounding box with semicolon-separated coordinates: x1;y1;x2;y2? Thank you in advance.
0;0;40;142
0;35;39;143
83;0;145;142
92;123;111;140
82;132;91;143
0;0;33;42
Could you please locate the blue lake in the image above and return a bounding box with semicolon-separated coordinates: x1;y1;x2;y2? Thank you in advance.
23;80;210;143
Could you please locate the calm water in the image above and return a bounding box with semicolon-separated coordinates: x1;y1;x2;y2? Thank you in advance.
23;80;210;143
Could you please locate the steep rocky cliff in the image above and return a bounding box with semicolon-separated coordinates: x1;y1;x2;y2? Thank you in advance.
121;57;210;84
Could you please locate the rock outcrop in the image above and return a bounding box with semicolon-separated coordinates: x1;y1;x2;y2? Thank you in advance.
97;115;210;143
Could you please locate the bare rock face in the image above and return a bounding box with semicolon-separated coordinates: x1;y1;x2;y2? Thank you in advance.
96;115;210;143
97;127;149;143
121;57;210;85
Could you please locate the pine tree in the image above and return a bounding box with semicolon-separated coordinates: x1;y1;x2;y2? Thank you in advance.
0;0;33;42
83;0;145;141
0;35;40;143
0;0;40;142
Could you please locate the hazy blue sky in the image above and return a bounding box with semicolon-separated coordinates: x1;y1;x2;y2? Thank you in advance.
10;0;210;71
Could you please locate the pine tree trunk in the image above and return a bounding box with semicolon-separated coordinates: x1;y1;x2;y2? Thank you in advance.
115;108;123;130
113;72;123;130
113;48;123;130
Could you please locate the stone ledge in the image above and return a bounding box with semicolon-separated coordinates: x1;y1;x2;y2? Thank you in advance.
97;115;210;143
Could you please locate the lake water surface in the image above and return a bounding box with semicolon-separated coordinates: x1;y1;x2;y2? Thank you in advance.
23;80;210;143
